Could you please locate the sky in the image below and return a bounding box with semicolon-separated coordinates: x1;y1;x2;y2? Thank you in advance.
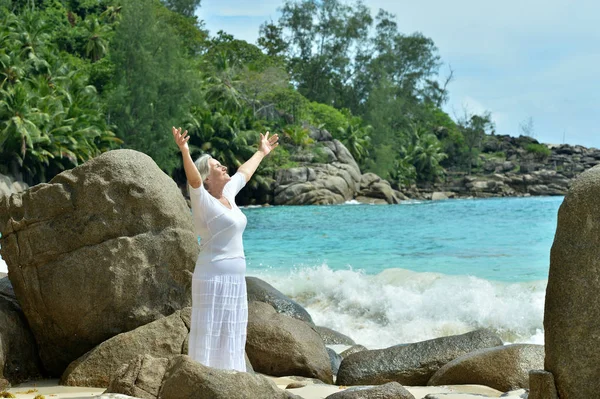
198;0;600;149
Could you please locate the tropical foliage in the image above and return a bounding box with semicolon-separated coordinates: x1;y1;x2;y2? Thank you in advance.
1;0;500;190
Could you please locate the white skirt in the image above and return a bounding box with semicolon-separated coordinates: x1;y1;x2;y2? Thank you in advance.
188;257;248;372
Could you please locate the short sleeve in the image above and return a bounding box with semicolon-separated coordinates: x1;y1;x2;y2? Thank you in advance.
223;172;247;198
188;183;212;218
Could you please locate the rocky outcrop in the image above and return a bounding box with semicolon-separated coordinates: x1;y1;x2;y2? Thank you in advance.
355;173;407;204
107;354;299;399
406;137;600;199
543;164;600;398
336;329;503;386
0;277;43;389
61;308;192;388
0;149;198;376
427;344;544;391
246;301;333;383
274;161;361;205
325;382;415;399
246;277;313;324
273;127;362;205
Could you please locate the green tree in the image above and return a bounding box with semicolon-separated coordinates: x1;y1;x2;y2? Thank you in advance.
82;17;111;62
401;124;447;182
458;111;495;174
0;8;118;183
257;21;288;58
107;0;197;173
337;120;371;164
276;0;372;106
160;0;200;17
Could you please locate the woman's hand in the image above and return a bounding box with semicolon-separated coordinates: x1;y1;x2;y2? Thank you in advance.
172;126;190;152
258;131;279;156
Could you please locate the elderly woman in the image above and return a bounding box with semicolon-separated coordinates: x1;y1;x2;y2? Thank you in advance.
172;126;278;371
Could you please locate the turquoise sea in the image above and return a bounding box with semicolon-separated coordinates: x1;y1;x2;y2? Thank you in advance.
0;196;562;348
242;196;562;348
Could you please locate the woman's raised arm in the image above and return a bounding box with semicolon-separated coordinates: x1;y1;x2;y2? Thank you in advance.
237;132;279;183
172;126;202;189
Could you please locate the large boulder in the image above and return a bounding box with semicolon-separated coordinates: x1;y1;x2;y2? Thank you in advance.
107;354;299;399
246;301;333;383
0;149;198;376
314;326;355;345
336;329;503;386
544;164;600;398
0;278;43;389
356;173;406;204
325;382;415;399
427;344;544;391
61;308;191;387
528;370;559;399
246;277;313;324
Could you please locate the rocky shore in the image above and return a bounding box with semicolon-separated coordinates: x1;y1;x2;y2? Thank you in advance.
1;150;599;399
248;129;600;205
406;135;600;200
2;132;598;206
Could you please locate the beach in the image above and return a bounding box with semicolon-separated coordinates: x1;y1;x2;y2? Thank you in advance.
3;374;525;399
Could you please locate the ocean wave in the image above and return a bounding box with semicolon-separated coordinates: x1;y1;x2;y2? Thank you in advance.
248;264;546;349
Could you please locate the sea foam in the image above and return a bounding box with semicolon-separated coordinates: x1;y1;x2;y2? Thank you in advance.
248;264;546;349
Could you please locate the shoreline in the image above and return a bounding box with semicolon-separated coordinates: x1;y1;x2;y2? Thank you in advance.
2;376;521;399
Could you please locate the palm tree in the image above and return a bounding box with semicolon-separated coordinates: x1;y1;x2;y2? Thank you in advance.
337;122;371;163
0;83;49;180
401;124;447;182
83;18;111;62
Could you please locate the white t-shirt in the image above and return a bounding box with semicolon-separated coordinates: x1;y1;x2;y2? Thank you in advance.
189;172;248;264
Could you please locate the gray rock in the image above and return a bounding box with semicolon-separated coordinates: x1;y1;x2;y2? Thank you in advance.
0;291;43;389
246;277;313;324
159;355;300;399
360;173;381;189
315;326;355;345
107;354;282;399
246;301;333;383
106;354;168;399
319;146;338;163
544;164;600;398
61;308;191;388
428;344;544;391
274;141;362;206
528;369;558;399
336;329;503;386
325;382;415;399
340;345;368;359
322;140;360;172
0;149;198;376
308;126;333;142
327;347;342;376
0;276;15;303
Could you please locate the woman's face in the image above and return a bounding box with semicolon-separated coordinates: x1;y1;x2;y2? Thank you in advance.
205;158;231;187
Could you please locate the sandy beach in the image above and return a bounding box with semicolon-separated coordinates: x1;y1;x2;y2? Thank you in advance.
1;378;529;399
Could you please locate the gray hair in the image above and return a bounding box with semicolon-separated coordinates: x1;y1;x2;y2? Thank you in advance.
194;154;212;182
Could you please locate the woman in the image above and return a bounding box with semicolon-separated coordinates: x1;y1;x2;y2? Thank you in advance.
172;126;278;372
